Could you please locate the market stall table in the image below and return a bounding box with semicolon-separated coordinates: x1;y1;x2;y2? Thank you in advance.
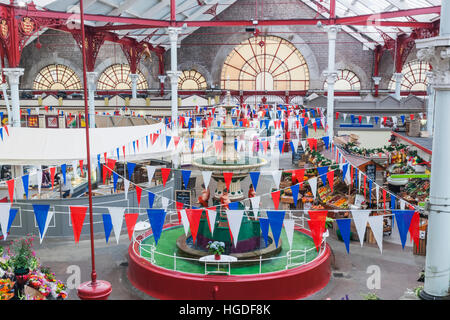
199;255;238;275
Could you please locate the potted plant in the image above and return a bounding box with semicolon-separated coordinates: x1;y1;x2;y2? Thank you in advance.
361;292;381;300
8;235;38;285
206;241;225;260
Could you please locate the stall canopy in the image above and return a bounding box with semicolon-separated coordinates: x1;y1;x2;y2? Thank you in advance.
0;122;172;165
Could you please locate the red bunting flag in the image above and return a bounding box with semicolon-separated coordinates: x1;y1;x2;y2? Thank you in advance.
312;121;317;132
364;175;367;198
358;115;362;124
223;172;233;191
3;125;8;136
186;209;203;244
50;167;56;190
124;213;139;241
122;145;126;159
6;179;14;203
104;152;107;163
262;141;269;153
306;138;315;151
106;159;117;178
79;160;84;176
336;112;339;120
136;139;139;151
102;164;108;184
176;202;184;224
173;136;180;147
152;133;159;145
135;186;142;207
409;211;420;248
295;169;305;188
410;114;414;120
215;140;223;153
350;165;354;187
382;189;387;209
70;206;87;243
271;190;281;210
327;171;335;193
161;168;171;187
307;210;328;252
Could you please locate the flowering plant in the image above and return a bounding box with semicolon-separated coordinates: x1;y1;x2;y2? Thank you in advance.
8;235;38;272
206;241;225;255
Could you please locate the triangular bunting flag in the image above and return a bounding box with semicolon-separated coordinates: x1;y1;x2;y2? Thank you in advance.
271;190;281;210
393;210;415;249
223;172;233;191
352;210;371;247
284;219;295;249
102;214;113;243
147;209;167;246
186;209;203;244
368;215;384;254
181;170;191;189
124;213;139;240
70;206;87;243
161;168;171;187
202;171;212;189
336;219;351;253
250;172;260;191
267;210;286;248
259;217;270;247
108;207;125;244
226;210;244;247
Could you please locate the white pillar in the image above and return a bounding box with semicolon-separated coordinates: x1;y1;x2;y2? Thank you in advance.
426;71;435;137
130;73;138;99
393;72;403;100
323;25;340;140
167;27;182;134
0;82;11;125
3;68;24;128
416;0;450;297
86;72;97;128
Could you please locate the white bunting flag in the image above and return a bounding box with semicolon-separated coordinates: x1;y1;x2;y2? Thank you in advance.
358;171;362;192
392;116;398;125
269;137;276;154
226;210;244;247
301;140;307;152
36;169;42;194
308;177;318;199
283;219;295;249
108;207;125;244
124;179;130;200
272;170;282;189
250;196;261;219
202;171;212;189
146;166;156;185
376;184;380;205
40;209;54;244
352;210;371;247
368;215;384;254
206;209;217;235
343;113;347;122
366;116;371;124
161;197;169;211
0;203;11;241
400;199;406;210
180;209;190;236
291;139;299;153
72;161;79;178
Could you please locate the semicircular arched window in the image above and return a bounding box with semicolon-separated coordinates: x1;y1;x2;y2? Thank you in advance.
388;60;431;92
324;69;361;91
97;64;148;90
33;64;82;90
178;70;207;90
220;35;310;91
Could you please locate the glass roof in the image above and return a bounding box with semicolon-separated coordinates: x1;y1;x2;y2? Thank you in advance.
12;0;441;49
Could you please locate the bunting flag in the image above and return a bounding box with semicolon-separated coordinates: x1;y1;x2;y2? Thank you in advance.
181;170;191;189
295;169;305;188
409;211;420;248
186;209;203;244
228;201;240;210
124;213;139;240
307;213;327;252
336;219;351;253
102;213;112;243
368;215;384;254
102;164;108;185
127;162;137;180
180;209;190;236
165;135;172;148
391;194;396;210
322;136;330;150
176;202;184;224
317;166;328;186
135;186;143;207
226;210;244;247
146;166;156;184
70;206;87;243
202;171;212;189
271;190;281;210
79;160;84;176
7;209;18;236
113;172;119;192
283;219;295;249
376;184;380;206
173;136;180;148
250;196;260;219
352;210;371;247
290;139;299;153
342;163;349;184
259;217;270;247
215;140;223;154
36;169;42;194
278;140;284;154
106;159;116;178
32;204;52;243
223;172;233;191
0;203;11;240
290;183;300;207
161;197;169;211
124;179;130;199
267;210;286;248
308;177;318;199
147;192;155;209
206;207;217;235
6;179;14;203
147;209;166;246
250;172;260;191
272;170;282;189
21;175;29;199
61;164;67;184
393;210;415;249
108;207;125;244
161;168;171;187
327;171;334;193
382;189;387;209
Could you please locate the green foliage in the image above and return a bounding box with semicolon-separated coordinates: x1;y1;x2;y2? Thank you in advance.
361;292;380;300
8;235;38;271
414;285;424;297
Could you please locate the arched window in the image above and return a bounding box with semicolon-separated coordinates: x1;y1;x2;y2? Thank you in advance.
324;69;361;91
33;64;82;90
388;60;431;92
221;35;310;91
178;70;207;90
97;64;148;90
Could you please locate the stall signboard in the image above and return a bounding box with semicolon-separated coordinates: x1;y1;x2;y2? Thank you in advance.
27;115;39;128
175;190;191;208
79;114;86;128
45;115;59;128
66;115;77;128
365;164;376;182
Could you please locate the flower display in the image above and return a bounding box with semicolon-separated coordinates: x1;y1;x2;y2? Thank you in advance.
206;241;225;255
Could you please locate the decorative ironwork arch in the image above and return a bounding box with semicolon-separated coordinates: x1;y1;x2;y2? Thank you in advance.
324;69;361;91
221;35;310;91
389;60;431;92
178;70;207;90
97;64;148;90
33;64;82;90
